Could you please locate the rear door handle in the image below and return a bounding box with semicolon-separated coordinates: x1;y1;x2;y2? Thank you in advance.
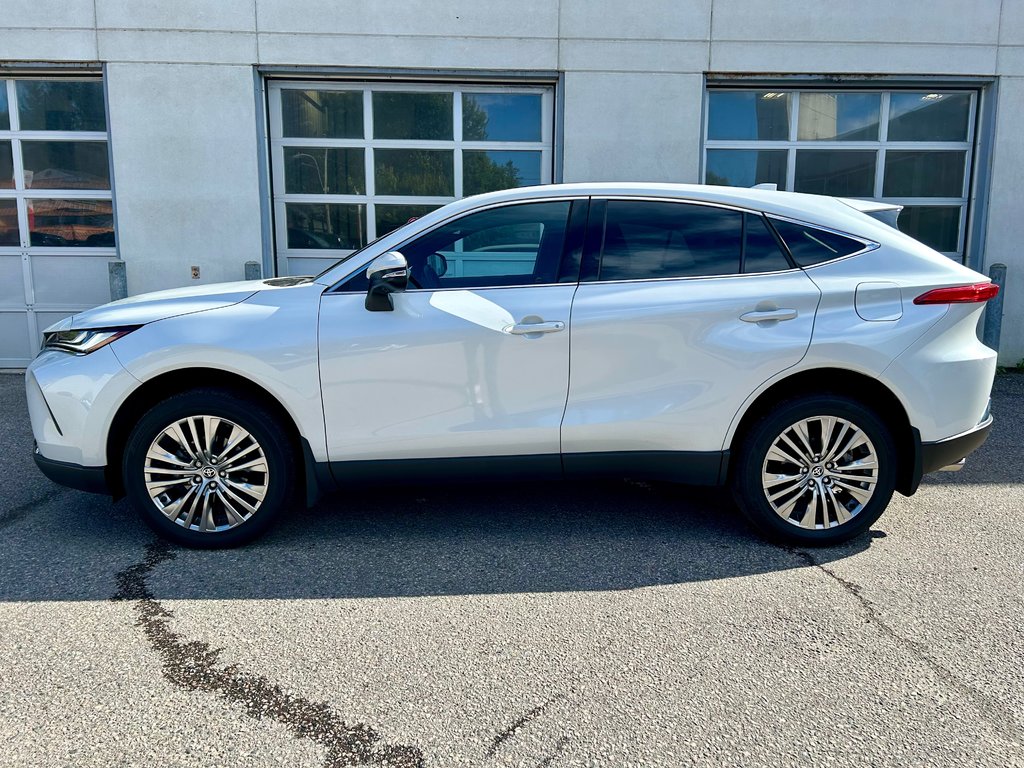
505;320;565;335
740;308;798;323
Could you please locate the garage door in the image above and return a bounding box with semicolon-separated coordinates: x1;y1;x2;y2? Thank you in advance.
0;76;117;367
267;80;556;277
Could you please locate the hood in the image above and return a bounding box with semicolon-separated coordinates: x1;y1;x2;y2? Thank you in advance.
60;279;271;331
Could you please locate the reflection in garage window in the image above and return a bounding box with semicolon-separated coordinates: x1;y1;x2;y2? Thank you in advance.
704;89;976;260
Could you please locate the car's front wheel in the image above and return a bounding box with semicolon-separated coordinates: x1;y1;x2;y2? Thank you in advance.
732;395;897;546
122;389;295;548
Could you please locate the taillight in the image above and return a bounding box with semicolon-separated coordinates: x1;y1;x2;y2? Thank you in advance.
913;282;999;305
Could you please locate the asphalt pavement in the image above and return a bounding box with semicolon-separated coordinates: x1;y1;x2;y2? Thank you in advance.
1;371;1022;767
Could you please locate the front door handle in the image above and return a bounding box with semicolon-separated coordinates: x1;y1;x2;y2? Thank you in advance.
740;308;798;324
505;320;565;335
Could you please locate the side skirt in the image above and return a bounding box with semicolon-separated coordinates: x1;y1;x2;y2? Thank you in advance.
324;451;728;489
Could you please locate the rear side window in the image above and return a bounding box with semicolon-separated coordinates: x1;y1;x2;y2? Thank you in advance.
743;213;791;273
599;201;741;280
769;218;867;266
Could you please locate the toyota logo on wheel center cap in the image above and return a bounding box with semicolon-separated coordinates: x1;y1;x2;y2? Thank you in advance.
201;466;217;479
811;466;825;478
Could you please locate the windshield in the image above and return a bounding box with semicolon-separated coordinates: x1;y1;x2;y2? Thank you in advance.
312;235;386;281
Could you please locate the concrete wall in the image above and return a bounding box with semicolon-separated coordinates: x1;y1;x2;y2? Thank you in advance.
2;0;1022;363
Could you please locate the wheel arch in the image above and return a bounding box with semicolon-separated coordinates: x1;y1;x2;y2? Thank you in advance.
105;367;320;501
725;367;921;496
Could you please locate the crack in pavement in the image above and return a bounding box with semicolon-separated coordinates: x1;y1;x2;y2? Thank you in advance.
535;736;570;767
792;548;1023;746
111;541;424;767
486;696;560;759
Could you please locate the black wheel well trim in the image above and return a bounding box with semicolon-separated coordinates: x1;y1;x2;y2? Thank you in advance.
105;368;324;504
724;367;921;496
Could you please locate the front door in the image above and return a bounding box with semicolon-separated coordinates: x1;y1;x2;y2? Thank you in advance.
318;199;586;476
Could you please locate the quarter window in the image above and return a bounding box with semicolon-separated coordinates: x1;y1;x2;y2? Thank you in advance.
704;89;976;259
269;82;554;276
769;218;866;267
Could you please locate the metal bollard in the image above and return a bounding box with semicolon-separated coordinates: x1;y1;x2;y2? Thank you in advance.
244;260;262;281
982;262;1007;352
108;260;128;301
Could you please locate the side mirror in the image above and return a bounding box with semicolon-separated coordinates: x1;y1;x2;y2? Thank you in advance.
365;251;409;312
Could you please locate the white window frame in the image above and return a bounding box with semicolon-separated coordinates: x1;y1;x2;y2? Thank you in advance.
702;88;978;260
0;74;116;366
267;80;555;275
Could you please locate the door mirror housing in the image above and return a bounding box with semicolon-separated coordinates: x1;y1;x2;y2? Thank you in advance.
365;251;409;311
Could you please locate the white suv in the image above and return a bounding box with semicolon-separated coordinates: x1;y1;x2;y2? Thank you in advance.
26;183;997;548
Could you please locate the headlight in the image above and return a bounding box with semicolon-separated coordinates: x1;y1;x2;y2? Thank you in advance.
42;326;139;355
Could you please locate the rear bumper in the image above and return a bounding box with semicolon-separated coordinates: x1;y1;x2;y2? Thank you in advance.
920;416;993;475
33;447;110;495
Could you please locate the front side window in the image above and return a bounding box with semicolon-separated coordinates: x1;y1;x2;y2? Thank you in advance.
704;88;976;259
340;201;572;292
269;82;555;276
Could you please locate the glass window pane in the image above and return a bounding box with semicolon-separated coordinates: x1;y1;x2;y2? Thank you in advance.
898;206;961;252
16;80;106;131
798;93;880;141
463;150;542;196
600;201;742;280
705;149;787;188
283;147;364;195
0;200;18;246
462;93;542;142
794;150;875;197
744;213;790;273
707;91;790;141
888;92;971;142
280;89;363;139
29;199;113;247
374;149;453;196
770;218;865;266
286;203;366;250
0;83;9;131
883;150;965;198
372;92;452;140
375;204;441;239
21;141;110;190
0;141;13;189
402;201;570;287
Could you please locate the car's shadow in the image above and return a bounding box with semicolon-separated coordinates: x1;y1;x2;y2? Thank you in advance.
104;480;874;601
1;477;879;603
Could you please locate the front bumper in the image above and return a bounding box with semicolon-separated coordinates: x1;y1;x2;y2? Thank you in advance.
920;416;993;475
33;447;110;495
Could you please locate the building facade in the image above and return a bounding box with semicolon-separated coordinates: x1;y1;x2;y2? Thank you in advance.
1;0;1021;366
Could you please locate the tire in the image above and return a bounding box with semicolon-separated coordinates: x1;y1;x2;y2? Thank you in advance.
122;388;296;548
731;394;896;546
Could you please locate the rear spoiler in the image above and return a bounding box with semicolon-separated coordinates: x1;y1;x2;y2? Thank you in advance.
835;197;903;228
749;184;903;228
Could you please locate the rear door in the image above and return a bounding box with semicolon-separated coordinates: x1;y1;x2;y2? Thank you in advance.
561;198;821;478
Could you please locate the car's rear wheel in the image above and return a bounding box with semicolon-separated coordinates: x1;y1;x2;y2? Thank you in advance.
732;395;896;546
122;389;295;548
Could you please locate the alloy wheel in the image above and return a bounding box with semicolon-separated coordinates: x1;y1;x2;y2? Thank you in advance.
760;415;878;530
142;415;269;533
